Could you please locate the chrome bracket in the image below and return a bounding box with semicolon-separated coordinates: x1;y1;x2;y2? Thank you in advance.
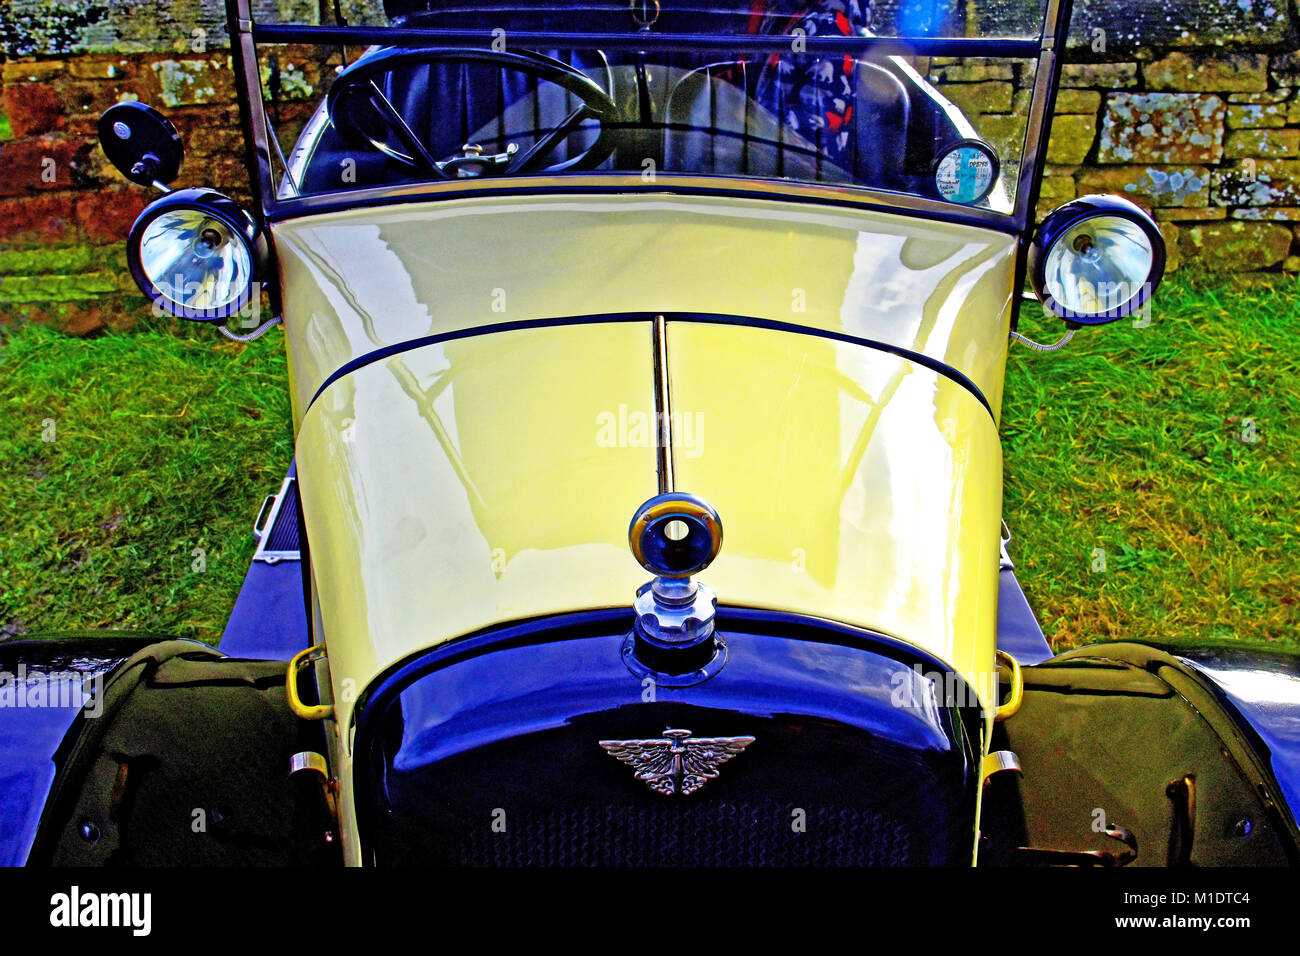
999;519;1014;570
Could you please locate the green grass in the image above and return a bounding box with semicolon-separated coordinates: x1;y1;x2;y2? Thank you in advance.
0;270;1296;653
1003;272;1300;653
0;320;292;643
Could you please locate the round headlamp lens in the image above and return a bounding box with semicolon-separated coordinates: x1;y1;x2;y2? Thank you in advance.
137;207;253;316
1043;214;1155;318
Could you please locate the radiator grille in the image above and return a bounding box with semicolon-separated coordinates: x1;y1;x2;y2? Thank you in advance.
443;801;916;867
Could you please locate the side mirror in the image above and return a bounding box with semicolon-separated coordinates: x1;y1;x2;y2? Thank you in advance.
98;101;184;190
1028;195;1166;325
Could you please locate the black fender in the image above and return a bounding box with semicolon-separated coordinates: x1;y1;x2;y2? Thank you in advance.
0;637;160;865
5;638;339;867
983;641;1300;866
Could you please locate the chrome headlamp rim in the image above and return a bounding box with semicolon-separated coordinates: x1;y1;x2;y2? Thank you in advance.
126;188;266;323
1028;194;1166;326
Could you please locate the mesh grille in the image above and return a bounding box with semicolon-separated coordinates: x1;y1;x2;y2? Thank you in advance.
445;801;916;866
264;482;301;554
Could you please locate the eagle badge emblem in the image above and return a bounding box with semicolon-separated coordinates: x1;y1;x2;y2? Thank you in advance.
598;728;755;796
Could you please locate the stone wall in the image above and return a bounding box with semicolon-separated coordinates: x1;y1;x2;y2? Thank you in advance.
927;44;1300;275
0;1;1297;334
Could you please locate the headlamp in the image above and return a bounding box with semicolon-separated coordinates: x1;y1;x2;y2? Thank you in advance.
1029;195;1166;324
127;188;266;322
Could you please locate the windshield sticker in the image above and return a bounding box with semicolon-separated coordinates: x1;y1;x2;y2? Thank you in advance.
934;145;996;204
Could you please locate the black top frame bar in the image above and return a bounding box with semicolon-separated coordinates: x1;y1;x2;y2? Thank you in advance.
252;23;1042;58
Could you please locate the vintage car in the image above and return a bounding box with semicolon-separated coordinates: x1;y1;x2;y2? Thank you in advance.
1;0;1297;868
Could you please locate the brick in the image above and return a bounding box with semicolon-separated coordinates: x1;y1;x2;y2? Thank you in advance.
1;82;65;136
1098;93;1224;164
1227;91;1291;104
54;79;157;121
1144;53;1268;93
1060;4;1291;50
149;58;235;108
938;63;1014;82
67;60;131;80
970;115;1025;163
260;60;319;102
1035;175;1075;220
1039;175;1075;206
1212;160;1300;206
1153;207;1226;222
0;193;80;247
75;188;148;244
1159;221;1181;273
1271;52;1300;88
1054;90;1101;114
0;137;96;195
1061;63;1138;89
936;81;1014;115
2;61;67;84
1178;221;1292;271
1047;114;1096;165
1224;129;1300;160
1076;165;1212;207
1231;207;1300;222
1226;103;1287;128
185;120;244;158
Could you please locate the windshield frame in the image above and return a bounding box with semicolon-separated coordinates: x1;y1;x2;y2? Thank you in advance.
226;0;1073;237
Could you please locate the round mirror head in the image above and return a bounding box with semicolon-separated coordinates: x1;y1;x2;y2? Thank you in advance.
1030;195;1166;325
629;493;723;579
98;101;184;187
127;189;262;321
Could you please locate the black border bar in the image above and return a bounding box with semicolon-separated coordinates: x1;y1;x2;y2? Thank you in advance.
252;24;1043;58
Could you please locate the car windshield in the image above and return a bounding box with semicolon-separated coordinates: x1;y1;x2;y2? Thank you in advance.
242;0;1056;220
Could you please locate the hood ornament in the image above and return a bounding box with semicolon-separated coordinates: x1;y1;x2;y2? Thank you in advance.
625;493;725;683
599;729;755;796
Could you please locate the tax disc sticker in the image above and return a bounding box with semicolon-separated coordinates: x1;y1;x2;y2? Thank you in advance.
933;143;997;205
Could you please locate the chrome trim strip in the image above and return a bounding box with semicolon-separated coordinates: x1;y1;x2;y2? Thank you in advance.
652;314;674;494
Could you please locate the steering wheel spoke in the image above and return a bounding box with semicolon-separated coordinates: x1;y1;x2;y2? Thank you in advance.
510;104;594;175
364;81;443;173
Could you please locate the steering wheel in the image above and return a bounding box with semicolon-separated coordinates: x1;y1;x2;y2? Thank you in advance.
326;48;621;178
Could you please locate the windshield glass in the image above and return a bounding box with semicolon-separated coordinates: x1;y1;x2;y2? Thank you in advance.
243;1;1054;218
